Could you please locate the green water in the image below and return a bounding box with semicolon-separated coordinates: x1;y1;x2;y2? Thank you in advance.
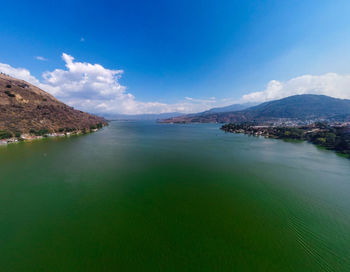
1;121;350;271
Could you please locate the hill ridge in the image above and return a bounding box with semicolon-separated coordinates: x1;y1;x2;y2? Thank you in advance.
161;94;350;123
0;73;107;136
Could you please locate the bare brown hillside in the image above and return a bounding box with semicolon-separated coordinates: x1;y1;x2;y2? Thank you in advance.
0;73;107;135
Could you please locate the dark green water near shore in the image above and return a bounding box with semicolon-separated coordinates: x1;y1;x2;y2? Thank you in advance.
1;121;350;271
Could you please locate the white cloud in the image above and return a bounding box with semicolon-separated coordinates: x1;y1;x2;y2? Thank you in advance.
240;73;350;103
0;62;59;96
0;53;217;114
2;54;350;115
35;56;47;61
0;62;43;87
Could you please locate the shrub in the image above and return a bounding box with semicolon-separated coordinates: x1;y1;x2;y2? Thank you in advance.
64;127;76;132
0;131;12;139
315;137;326;145
36;129;49;136
29;129;49;136
4;90;15;97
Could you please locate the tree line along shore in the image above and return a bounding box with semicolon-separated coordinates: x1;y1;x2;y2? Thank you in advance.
0;123;105;145
221;122;350;157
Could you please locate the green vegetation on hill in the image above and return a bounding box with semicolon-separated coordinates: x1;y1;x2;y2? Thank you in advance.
221;122;350;157
0;131;12;139
29;128;50;136
246;95;350;119
162;94;350;123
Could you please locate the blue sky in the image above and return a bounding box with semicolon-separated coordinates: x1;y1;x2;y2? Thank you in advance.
1;0;350;114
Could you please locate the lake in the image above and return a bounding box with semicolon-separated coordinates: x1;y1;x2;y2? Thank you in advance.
1;121;349;271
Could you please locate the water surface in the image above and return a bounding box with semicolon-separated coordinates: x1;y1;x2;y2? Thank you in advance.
1;121;350;271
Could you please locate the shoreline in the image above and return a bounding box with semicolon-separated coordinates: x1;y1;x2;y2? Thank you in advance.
0;127;104;145
221;122;350;158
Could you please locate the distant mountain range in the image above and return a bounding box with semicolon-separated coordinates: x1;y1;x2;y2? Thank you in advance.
102;112;183;121
101;103;255;121
161;94;350;123
0;74;107;134
197;102;256;114
3;71;349;134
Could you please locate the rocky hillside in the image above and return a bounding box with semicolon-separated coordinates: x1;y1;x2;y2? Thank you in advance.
161;95;350;123
0;73;107;135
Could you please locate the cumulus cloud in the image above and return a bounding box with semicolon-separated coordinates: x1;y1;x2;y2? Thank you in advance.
240;73;350;103
2;54;350;115
0;62;41;85
0;53;216;114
